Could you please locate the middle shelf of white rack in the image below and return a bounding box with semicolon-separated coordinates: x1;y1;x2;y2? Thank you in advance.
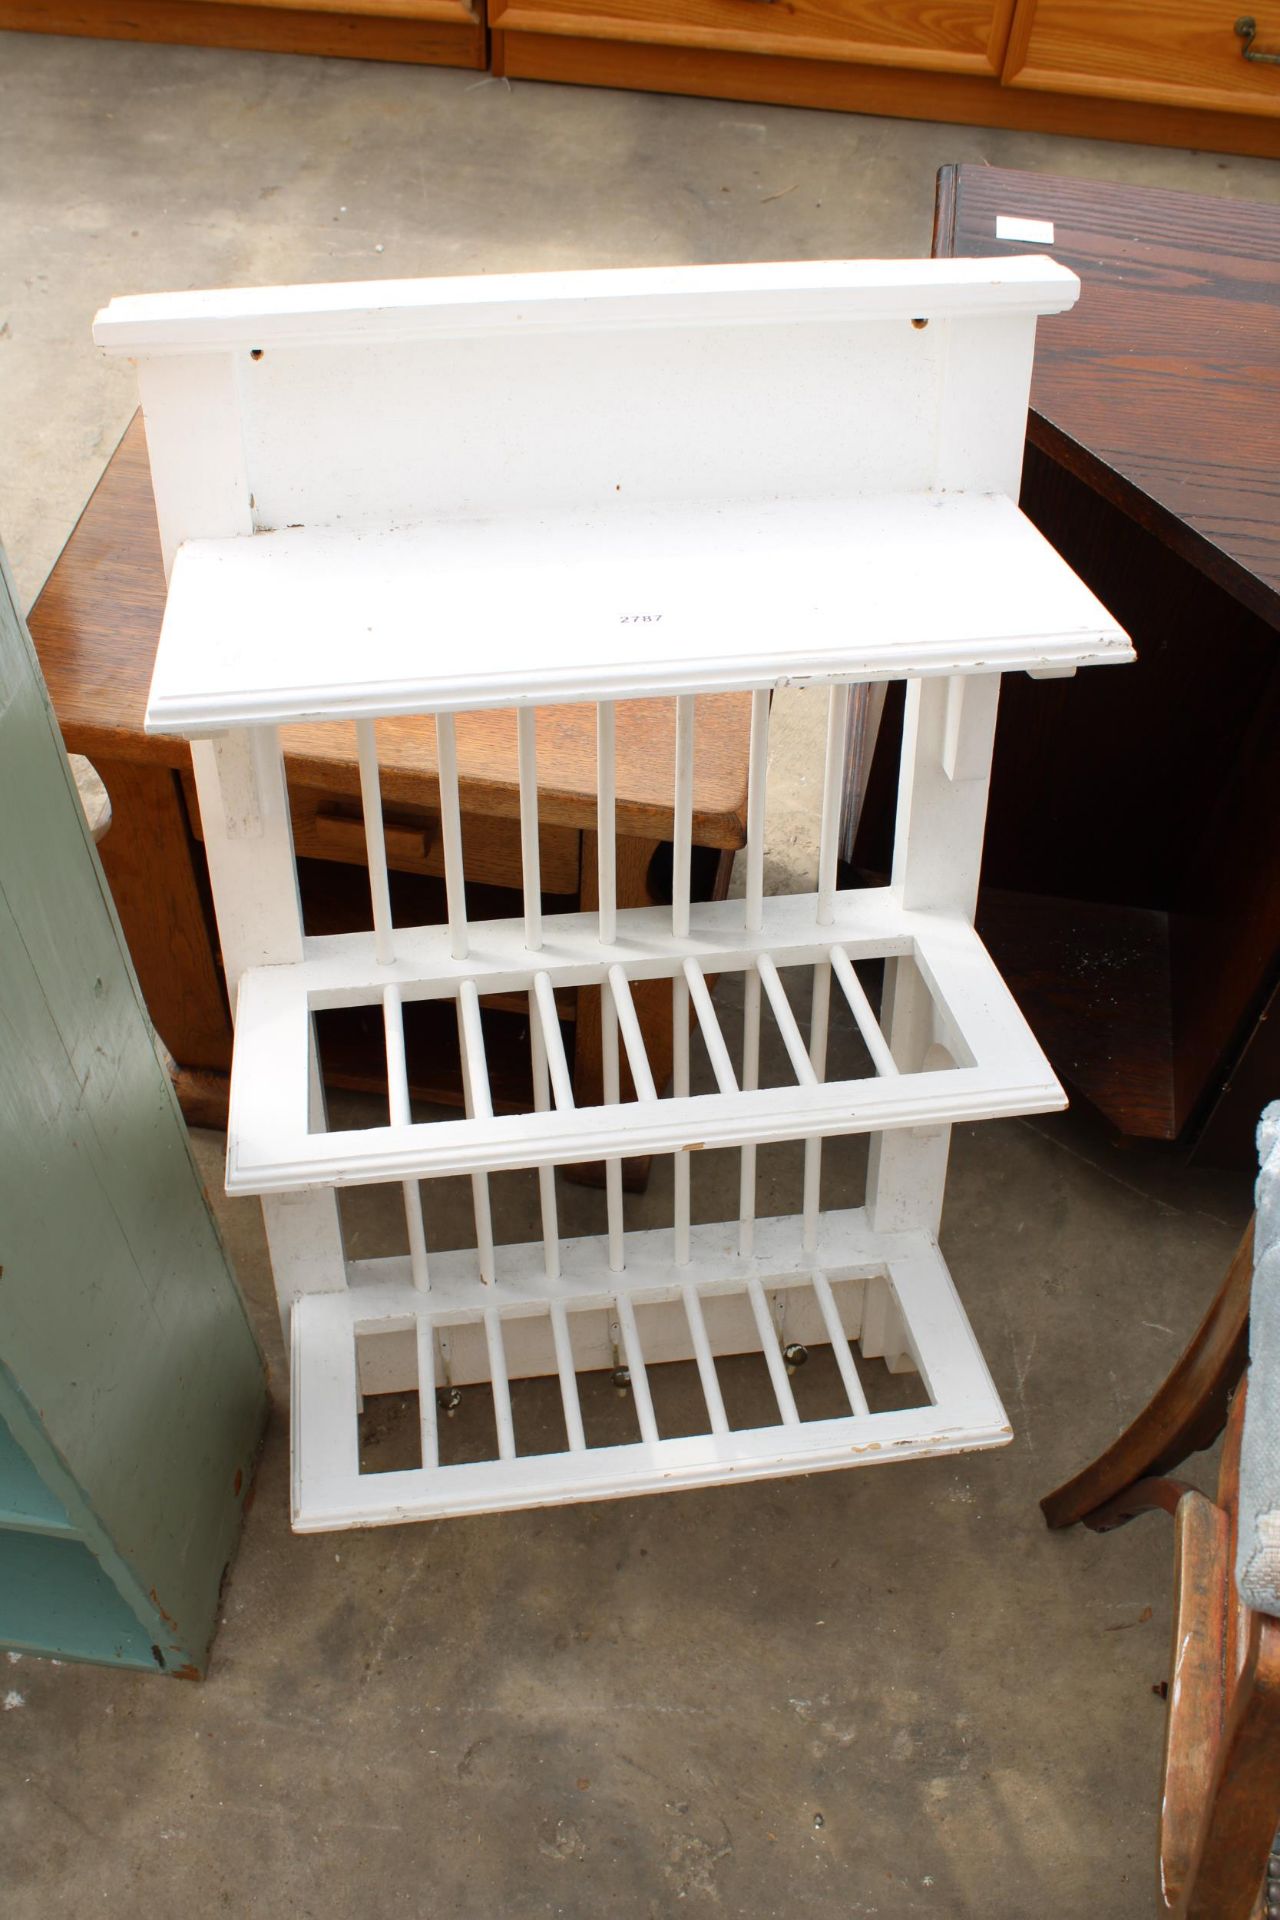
228;887;1063;1196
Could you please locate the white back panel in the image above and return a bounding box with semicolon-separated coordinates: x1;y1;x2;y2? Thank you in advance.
96;258;1081;552
240;319;945;528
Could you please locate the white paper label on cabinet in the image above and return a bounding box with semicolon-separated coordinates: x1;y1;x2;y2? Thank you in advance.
996;214;1055;245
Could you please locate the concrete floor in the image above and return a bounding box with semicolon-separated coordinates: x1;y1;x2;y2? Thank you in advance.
0;28;1274;1918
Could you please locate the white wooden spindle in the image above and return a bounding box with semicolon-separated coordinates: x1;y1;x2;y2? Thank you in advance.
608;966;658;1102
740;687;770;1255
596;701;617;946
672;694;695;939
672;973;691;1266
415;1317;441;1467
682;1285;729;1435
802;960;831;1253
516;706;542;952
455;985;494;1284
457;980;493;1122
738;967;761;1257
805;682;843;1240
483;1309;516;1460
682;958;737;1094
817;682;852;927
532;971;575;1111
830;945;900;1078
434;711;469;962
356;718;395;965
383;984;429;1291
601;987;625;1274
744;687;769;934
756;954;818;1088
811;1271;870;1418
468;1179;496;1287
746;1278;800;1426
548;1302;586;1452
528;988;561;1282
614;1294;659;1446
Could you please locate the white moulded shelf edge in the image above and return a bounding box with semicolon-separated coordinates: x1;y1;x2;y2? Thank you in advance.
145;492;1131;734
93;255;1082;355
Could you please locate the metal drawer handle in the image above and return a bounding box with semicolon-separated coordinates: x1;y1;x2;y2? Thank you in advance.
1236;16;1280;61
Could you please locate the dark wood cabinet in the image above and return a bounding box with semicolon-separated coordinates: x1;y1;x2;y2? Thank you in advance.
876;165;1280;1167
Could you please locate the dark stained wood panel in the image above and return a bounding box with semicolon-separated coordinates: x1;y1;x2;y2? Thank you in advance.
934;164;1280;623
924;166;1280;1161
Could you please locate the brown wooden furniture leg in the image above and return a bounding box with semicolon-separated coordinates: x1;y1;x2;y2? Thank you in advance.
1160;1389;1280;1920
166;1062;234;1131
1178;1610;1280;1920
1161;1489;1232;1911
1041;1220;1255;1531
94;757;233;1088
1055;1377;1280;1915
1085;1476;1198;1529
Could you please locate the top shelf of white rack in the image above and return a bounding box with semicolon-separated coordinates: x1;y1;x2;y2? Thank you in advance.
145;491;1131;733
93;258;1095;588
94;257;1080;352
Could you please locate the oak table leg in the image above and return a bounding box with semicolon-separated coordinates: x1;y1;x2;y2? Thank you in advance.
94;757;233;1121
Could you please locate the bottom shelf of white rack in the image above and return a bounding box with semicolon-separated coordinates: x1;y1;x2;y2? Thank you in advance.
290;1208;1010;1531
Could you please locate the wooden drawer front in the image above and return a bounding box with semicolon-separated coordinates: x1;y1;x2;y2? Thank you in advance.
183;772;582;894
201;0;480;21
1005;1;1280;115
491;0;1015;74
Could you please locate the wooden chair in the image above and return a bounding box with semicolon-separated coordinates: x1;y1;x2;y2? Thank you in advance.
1043;1108;1280;1918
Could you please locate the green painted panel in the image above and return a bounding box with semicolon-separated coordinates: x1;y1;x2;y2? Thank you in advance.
0;1417;74;1538
0;1532;160;1672
0;544;268;1673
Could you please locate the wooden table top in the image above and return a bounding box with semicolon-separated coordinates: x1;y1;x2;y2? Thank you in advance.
934;165;1280;628
27;414;751;847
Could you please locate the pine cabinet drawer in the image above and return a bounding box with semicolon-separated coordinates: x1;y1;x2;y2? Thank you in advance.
201;0;481;20
1005;0;1280;115
490;0;1016;74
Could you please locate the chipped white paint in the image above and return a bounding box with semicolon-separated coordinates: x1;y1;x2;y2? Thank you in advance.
100;258;1133;1529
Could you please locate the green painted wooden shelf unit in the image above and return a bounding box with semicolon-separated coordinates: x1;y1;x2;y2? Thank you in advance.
0;1422;164;1671
0;544;268;1676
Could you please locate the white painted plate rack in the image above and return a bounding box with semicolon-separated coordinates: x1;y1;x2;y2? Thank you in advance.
96;259;1132;1532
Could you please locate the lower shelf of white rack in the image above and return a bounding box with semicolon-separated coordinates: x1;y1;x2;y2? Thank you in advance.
290;1208;1009;1531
